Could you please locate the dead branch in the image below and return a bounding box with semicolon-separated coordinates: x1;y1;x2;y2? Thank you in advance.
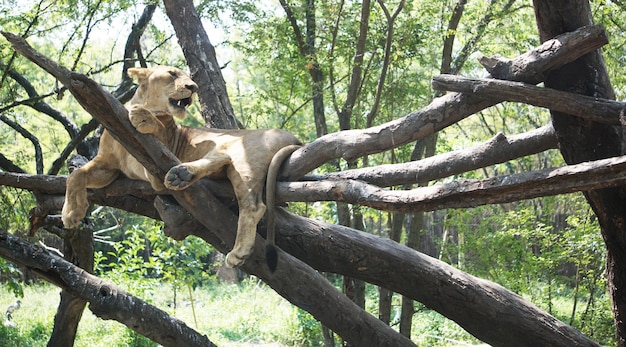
432;74;625;124
0;231;217;347
479;24;608;83
280;154;626;212
313;124;557;186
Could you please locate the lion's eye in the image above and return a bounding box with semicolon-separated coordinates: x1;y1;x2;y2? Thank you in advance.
168;71;178;79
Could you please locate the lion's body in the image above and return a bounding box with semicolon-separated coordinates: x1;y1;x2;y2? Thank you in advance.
62;66;300;269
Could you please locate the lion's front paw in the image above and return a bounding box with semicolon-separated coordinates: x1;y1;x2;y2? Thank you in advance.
130;106;160;134
225;251;247;268
164;165;195;190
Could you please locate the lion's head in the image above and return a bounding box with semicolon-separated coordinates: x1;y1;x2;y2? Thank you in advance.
128;66;198;119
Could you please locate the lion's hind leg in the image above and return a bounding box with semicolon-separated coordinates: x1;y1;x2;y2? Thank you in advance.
62;160;119;228
224;170;266;268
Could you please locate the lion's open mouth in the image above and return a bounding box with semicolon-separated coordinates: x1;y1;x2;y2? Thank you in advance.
170;97;192;109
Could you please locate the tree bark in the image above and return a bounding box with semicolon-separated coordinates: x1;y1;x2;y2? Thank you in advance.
280;154;626;212
48;228;93;347
162;0;240;129
432;74;625;124
10;150;626;217
532;1;626;345
156;199;601;347
315;124;557;186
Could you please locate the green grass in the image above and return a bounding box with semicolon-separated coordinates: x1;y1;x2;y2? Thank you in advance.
0;279;323;347
4;279;607;346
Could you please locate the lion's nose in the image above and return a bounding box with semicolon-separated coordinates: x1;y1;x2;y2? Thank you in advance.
185;83;198;92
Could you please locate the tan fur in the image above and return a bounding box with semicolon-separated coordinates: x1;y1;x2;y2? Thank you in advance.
62;66;301;268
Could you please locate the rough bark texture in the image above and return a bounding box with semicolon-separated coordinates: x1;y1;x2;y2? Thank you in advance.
280;154;626;212
8;150;626;216
311;125;557;186
162;0;240;129
432;74;625;124
47;229;93;347
533;1;626;345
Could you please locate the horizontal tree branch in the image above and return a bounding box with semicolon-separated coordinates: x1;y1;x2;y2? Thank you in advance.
0;230;217;347
432;74;626;124
3;127;623;216
281;24;608;180
311;124;557;186
279;154;626;212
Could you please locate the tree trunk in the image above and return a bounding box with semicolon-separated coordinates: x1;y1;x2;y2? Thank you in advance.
48;228;93;347
162;0;240;129
532;1;626;345
379;213;404;324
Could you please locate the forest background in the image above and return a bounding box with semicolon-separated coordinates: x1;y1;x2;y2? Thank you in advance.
0;0;625;346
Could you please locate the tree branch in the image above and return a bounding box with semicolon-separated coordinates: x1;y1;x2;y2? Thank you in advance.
280;153;626;212
432;74;626;124
2;31;416;347
0;231;217;347
314;123;557;186
0;112;43;174
1;22;609;346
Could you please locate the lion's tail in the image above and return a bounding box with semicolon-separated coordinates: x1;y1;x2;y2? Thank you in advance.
265;144;301;272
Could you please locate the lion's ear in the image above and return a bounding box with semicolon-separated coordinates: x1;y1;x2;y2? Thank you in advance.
127;67;153;85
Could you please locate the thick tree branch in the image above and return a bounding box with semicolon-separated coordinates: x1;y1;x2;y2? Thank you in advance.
479;24;608;84
280;154;626;212
314;124;557;186
1;22;609;346
432;74;626;124
11;147;626;215
146;188;602;347
281;24;609;180
0;231;217;347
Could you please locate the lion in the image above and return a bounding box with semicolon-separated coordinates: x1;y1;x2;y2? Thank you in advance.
62;66;301;270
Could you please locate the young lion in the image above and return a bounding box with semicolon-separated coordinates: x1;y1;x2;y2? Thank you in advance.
62;66;301;270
